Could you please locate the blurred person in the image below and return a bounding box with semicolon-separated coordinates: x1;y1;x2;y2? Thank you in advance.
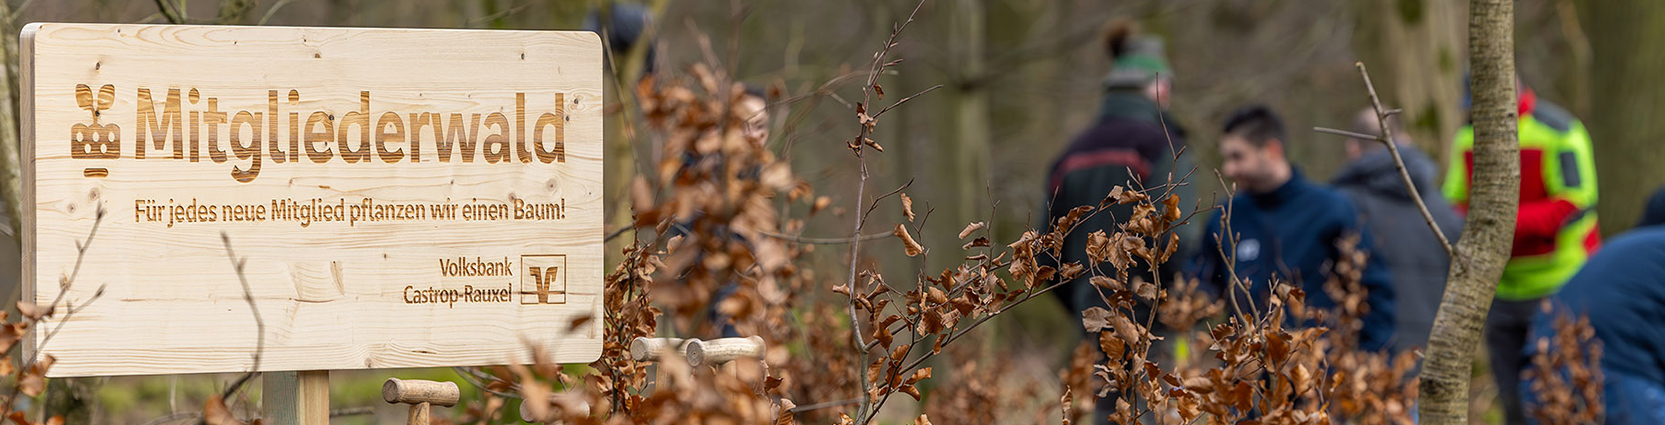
666;85;774;338
1521;224;1665;424
1038;20;1196;425
583;3;657;76
1190;105;1396;351
1040;18;1195;352
1444;76;1599;425
1637;186;1665;228
1329;109;1463;354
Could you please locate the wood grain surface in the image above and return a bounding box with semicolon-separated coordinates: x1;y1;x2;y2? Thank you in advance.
21;23;603;377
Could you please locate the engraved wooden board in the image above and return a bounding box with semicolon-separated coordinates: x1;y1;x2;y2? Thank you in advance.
21;23;604;377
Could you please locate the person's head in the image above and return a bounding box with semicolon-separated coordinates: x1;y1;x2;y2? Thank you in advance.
1220;104;1292;194
1345;108;1407;160
737;84;771;144
584;3;657;75
1102;20;1173;106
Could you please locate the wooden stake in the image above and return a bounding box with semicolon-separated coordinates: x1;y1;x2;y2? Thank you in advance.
685;336;766;367
628;337;689;362
382;378;460;425
263;371;329;425
632;337;695;388
407;402;430;425
518;391;592;424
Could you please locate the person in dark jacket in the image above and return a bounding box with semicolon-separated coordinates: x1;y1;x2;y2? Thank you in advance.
1330;109;1463;353
1039;21;1197;425
1191;105;1396;351
1041;19;1197;341
1638;187;1665;228
1523;225;1665;424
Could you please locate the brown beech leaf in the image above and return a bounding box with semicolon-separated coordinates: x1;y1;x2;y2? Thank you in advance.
812;196;832;215
1060;386;1074;425
16;302;50;321
1133;277;1158;301
1082;307;1114;332
900;384;922;400
202;395;247;425
958;222;986;239
520;380;553;422
1163;194;1183;223
0;321;27;353
900;193;915;222
1100;331;1125;360
926;287;948;304
567;315;593;332
1086;230;1112;264
894;224;924;257
1116;186;1148;205
18;355;53;397
776;399;798;425
914;414;932;425
1090;276;1123;291
907;367;933;385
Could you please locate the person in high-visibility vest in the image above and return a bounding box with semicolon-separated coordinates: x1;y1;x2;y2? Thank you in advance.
1444;78;1600;425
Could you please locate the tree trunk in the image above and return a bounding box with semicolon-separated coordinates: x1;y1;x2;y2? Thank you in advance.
1351;0;1465;163
0;0;21;244
1417;1;1520;424
933;0;991;270
1577;0;1665;234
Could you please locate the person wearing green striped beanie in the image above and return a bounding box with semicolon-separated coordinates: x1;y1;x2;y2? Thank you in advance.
1040;20;1197;425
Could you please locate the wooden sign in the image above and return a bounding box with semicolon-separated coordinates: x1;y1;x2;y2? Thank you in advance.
20;23;604;377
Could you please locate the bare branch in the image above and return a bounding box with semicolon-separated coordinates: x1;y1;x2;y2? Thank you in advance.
1312;127;1381;141
202;231;266;425
760;231;892;245
873;84;945;118
843;2;929;423
1356;62;1457;258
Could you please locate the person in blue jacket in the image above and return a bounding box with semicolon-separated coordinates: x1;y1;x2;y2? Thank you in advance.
1521;191;1665;424
1190;104;1396;351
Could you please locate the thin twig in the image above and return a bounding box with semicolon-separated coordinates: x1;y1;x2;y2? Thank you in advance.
202;232;266;425
453;366;522;400
1320;63;1457;258
790;397;861;413
257;0;302;26
1312;127;1380;141
874;84;945;118
328;406;375;417
152;0;183;24
759;231;892;245
9;208;108;412
844;2;929;423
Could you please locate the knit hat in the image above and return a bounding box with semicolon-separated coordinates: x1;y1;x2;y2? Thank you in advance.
1103;21;1174;90
583;3;657;74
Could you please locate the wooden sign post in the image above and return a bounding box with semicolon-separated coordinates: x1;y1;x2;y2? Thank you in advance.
20;23;603;423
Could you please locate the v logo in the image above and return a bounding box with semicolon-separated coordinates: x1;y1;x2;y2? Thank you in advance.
520;256;567;305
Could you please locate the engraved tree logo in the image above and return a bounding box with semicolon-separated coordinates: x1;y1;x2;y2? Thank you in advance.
70;83;120;160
